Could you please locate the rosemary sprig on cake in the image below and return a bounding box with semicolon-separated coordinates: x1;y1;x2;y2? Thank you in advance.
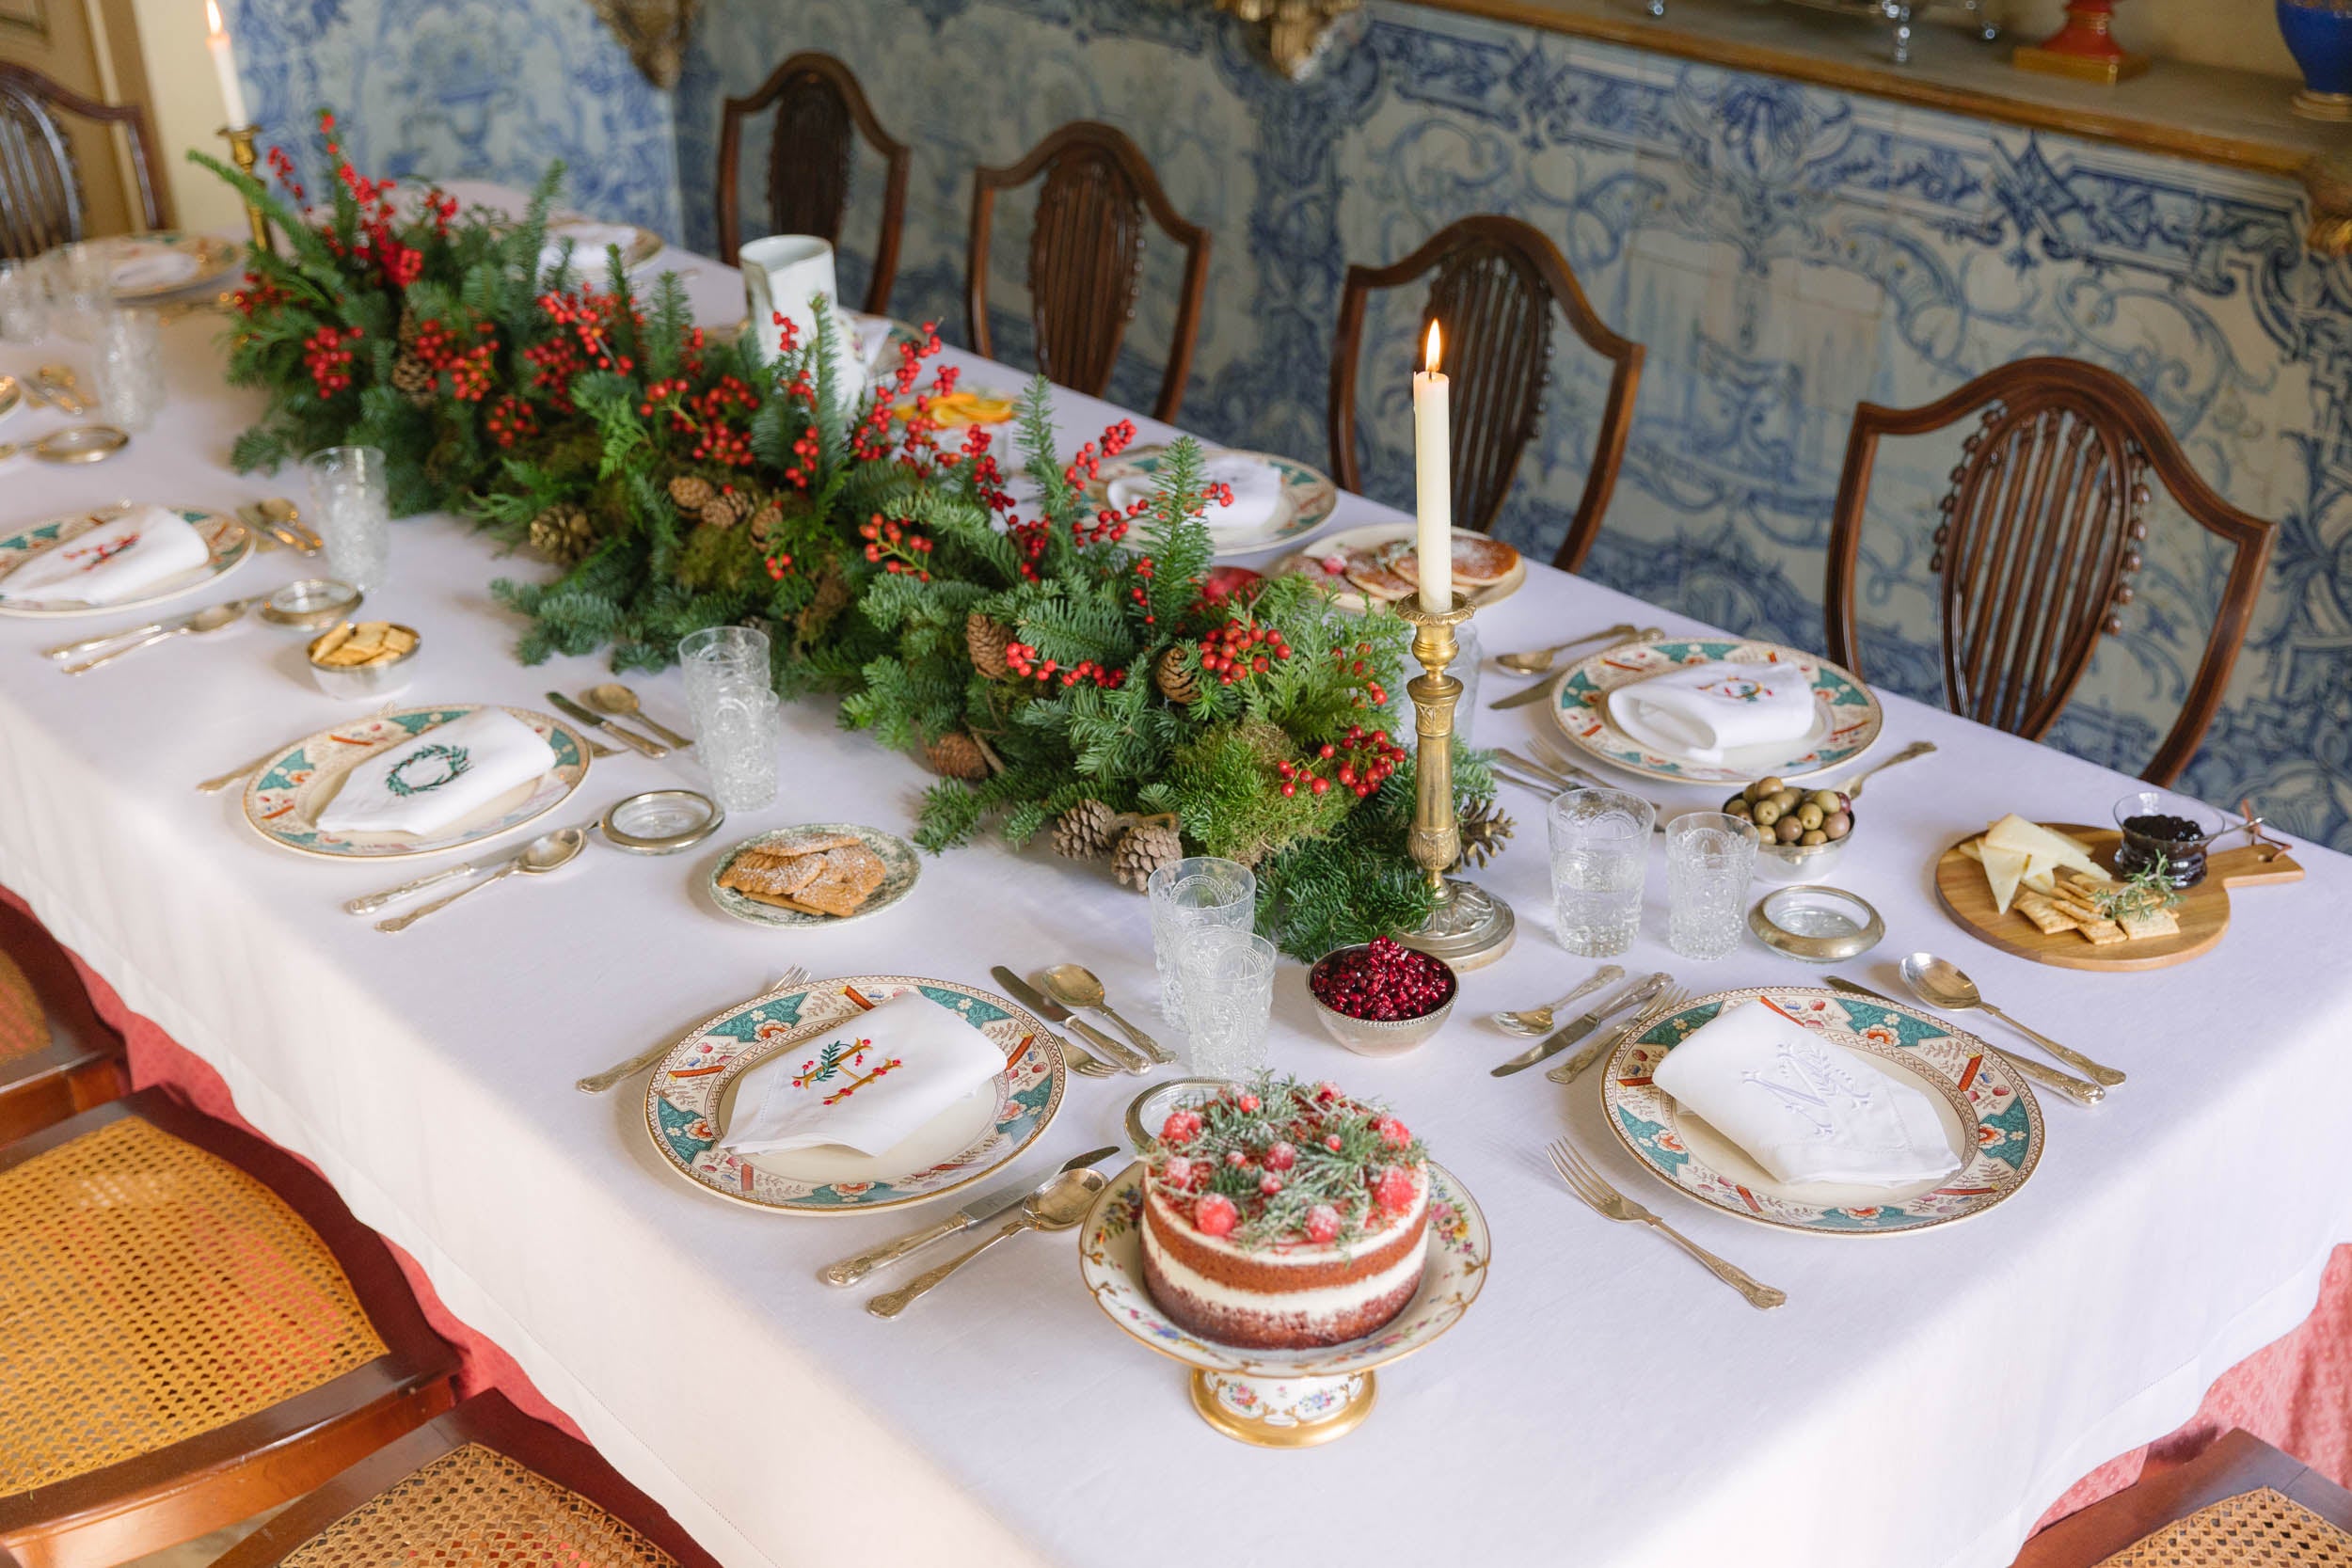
1147;1073;1426;1250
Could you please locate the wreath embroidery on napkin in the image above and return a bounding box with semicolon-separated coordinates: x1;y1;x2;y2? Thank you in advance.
385;742;472;797
791;1037;903;1106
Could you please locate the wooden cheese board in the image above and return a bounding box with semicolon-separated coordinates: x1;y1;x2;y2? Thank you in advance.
1932;823;2302;972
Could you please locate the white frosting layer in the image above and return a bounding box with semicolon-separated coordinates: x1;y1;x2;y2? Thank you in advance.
1144;1217;1428;1322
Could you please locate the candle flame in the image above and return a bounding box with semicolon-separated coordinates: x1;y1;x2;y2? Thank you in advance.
1423;320;1442;375
205;0;223;34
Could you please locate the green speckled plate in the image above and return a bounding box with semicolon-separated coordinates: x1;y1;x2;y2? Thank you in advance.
1549;637;1882;784
705;824;919;927
644;974;1067;1215
1599;985;2043;1236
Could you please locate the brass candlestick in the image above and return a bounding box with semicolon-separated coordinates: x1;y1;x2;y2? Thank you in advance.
217;124;275;255
1396;593;1516;969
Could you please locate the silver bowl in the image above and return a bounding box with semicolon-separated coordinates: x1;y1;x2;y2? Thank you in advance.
1756;828;1854;882
1307;945;1458;1058
305;623;420;699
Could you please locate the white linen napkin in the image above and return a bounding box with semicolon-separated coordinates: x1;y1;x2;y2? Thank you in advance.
1607;658;1819;764
539;223;644;278
722;990;1007;1158
1650;1000;1962;1188
0;506;211;606
108;245;199;292
315;708;559;838
1109;454;1283;536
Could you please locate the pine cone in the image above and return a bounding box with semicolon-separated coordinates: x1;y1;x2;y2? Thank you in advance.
527;503;596;565
747;502;783;546
1052;799;1121;860
1454;797;1516;870
1111;819;1184;892
966;611;1012;679
669;474;716;513
1153;644;1199;705
923;731;990;781
699;497;744;531
390;352;434;407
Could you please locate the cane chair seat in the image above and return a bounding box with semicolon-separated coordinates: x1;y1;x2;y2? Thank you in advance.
2012;1430;2352;1568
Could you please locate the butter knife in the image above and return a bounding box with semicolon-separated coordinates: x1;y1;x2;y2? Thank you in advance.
546;689;667;758
1489;672;1565;712
1823;975;2105;1107
1491;971;1672;1077
819;1145;1122;1286
990;964;1150;1074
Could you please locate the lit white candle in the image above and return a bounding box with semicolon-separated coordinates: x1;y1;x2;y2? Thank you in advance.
206;0;249;129
1412;319;1452;612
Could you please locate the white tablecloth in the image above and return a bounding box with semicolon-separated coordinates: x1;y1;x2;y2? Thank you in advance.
3;230;2351;1568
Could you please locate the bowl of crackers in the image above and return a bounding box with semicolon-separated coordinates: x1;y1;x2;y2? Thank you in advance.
304;620;420;699
707;824;920;927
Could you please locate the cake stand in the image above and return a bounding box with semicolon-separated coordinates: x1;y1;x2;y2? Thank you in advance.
1077;1162;1489;1448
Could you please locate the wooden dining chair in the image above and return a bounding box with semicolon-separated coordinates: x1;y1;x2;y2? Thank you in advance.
966;120;1211;423
0;901;124;1146
1328;214;1643;574
2011;1429;2352;1567
0;1090;458;1568
0;62;169;261
1825;356;2276;787
714;52;909;316
202;1391;724;1568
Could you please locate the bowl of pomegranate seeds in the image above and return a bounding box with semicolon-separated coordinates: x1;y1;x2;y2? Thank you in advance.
1307;936;1458;1057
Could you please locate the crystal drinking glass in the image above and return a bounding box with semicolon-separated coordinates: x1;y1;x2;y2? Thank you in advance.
1146;856;1256;1025
1666;812;1758;960
1171;927;1277;1080
303;445;390;591
1548;787;1656;957
52;241;111;338
91;309;163;430
0;260;48;341
680;626;779;812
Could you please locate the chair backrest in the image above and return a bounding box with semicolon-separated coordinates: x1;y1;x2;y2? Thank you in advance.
967;120;1210;423
0;897;124;1143
0;61;167;260
1328;214;1643;573
715;52;909;317
1825;356;2276;786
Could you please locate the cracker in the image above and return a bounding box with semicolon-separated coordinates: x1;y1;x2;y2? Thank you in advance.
2075;918;2128;946
2013;892;2081;936
310;621;356;662
2118;907;2181;941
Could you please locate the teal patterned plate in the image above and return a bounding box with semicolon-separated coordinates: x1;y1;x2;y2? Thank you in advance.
1094;446;1338;558
1599;986;2044;1236
1549;637;1883;784
0;507;250;618
705;824;919;927
240;705;590;861
644;974;1068;1215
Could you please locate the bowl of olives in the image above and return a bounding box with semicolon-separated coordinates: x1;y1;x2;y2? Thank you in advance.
1721;776;1855;880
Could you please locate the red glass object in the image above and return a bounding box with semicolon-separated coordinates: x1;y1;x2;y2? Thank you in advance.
2015;0;2149;82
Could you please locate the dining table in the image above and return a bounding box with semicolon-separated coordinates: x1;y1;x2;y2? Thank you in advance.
3;192;2351;1568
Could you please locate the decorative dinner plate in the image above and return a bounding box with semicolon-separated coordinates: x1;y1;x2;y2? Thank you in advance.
96;232;240;298
1271;521;1527;611
644;974;1067;1215
240;705;591;861
705;824;920;928
544;217;664;275
0;507;251;618
1599;986;2043;1236
1547;637;1882;784
0;375;20;422
1093;446;1338;558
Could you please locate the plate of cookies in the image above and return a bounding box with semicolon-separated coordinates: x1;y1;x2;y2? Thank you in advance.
1271;524;1523;611
707;824;920;927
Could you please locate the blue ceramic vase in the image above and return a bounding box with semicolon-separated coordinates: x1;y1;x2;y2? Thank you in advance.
2278;0;2352;119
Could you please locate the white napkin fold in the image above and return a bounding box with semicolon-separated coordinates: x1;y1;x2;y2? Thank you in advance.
539;223;644;279
1650;1000;1962;1188
315;708;559;838
0;506;211;606
1109;454;1284;536
722;990;1006;1158
1608;658;1819;764
108;245;199;291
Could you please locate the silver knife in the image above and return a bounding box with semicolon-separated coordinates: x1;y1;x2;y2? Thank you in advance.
1823;976;2105;1107
818;1144;1122;1286
546;690;667;758
1491;971;1672;1077
991;964;1150;1074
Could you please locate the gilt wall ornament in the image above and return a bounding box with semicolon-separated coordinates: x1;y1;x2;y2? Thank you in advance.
589;0;702;89
1214;0;1363;78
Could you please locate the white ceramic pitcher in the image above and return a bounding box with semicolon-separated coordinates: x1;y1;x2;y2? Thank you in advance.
739;234;865;394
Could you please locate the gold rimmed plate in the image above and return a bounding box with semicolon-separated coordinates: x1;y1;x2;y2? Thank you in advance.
1092;446;1339;559
0;506;250;619
1271;521;1526;610
1547;636;1883;785
93;232;241;299
1598;985;2043;1236
644;974;1067;1215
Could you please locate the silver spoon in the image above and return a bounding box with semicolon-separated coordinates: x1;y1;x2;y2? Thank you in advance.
1492;963;1625;1037
1496;622;1640;675
1899;953;2126;1087
1041;962;1172;1065
37;364;85;414
1832;739;1937;800
375;827;586;933
585;681;691;749
866;1167;1106;1319
260;496;324;551
60;598;252;673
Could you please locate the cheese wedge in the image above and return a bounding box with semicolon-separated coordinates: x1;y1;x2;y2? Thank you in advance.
1980;843;2030;913
1983;815;2105;879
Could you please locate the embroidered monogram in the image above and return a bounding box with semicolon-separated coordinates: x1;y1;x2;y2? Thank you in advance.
790;1037;904;1106
1739;1037;1882;1140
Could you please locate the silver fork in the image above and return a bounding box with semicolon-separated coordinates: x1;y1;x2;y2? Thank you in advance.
1549;985;1688;1084
575;966;809;1094
1059;1038;1119;1079
1547;1137;1787;1311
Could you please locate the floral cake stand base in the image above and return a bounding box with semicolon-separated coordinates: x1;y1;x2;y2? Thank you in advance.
1078;1162;1489;1448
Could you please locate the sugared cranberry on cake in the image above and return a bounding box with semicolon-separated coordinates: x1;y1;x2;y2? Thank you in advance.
1140;1075;1430;1351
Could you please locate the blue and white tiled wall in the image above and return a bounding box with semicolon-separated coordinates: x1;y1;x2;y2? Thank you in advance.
238;0;2352;851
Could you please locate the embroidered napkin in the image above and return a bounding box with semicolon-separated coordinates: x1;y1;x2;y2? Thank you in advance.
0;506;211;606
538;223;644;279
108;245;199;292
315;708;559;838
722;990;1008;1158
1110;454;1284;536
1608;659;1819;764
1650;1000;1962;1188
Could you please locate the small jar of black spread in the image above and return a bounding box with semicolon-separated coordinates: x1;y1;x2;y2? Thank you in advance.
2111;793;2227;889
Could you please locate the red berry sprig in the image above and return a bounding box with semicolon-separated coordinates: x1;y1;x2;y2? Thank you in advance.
1273;724;1405;801
857;513;933;581
1001;641;1126;689
1194;617;1293;689
301;324;360;398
